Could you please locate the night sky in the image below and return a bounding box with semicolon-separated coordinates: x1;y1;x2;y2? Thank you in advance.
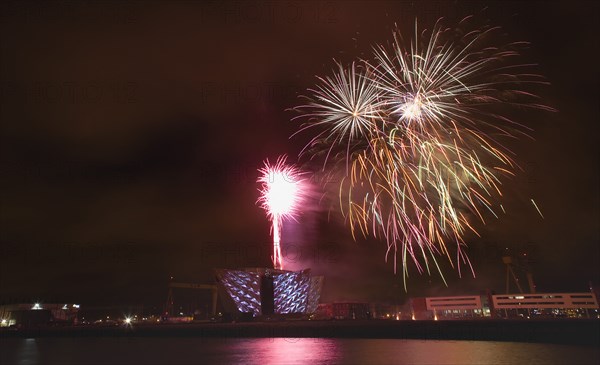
1;1;598;308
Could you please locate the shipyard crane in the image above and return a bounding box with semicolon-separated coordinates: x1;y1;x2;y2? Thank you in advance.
165;277;218;317
502;249;536;294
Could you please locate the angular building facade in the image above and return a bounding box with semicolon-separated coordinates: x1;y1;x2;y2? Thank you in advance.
215;268;323;317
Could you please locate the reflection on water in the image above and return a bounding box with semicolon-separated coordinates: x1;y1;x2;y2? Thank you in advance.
1;338;598;365
16;338;38;365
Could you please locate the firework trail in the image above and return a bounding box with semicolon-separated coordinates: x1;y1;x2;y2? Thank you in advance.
294;18;552;286
257;156;306;270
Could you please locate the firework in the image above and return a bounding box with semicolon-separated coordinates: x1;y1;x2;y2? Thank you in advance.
294;18;551;285
292;61;384;169
257;156;306;270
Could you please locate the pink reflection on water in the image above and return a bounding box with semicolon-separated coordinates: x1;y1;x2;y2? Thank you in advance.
248;338;340;365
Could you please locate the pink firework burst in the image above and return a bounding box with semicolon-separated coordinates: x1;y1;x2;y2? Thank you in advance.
257;156;306;270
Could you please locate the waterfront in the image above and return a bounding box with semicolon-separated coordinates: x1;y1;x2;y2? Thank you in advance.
3;319;598;346
1;337;598;365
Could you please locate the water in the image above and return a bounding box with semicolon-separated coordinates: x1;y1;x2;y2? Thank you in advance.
1;338;598;365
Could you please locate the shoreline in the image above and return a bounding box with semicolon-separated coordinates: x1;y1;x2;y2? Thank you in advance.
2;319;598;346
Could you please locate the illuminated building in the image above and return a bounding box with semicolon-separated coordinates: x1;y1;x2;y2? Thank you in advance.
215;268;323;318
408;292;599;320
0;303;81;327
492;292;599;318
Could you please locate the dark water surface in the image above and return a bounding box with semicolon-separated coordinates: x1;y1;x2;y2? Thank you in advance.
1;338;598;365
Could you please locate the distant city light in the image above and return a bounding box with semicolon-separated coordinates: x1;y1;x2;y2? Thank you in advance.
32;303;42;310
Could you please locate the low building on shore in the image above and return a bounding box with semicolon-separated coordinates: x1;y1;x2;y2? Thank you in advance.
0;303;80;328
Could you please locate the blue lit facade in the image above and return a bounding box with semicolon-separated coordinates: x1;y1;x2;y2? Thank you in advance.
216;268;322;316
